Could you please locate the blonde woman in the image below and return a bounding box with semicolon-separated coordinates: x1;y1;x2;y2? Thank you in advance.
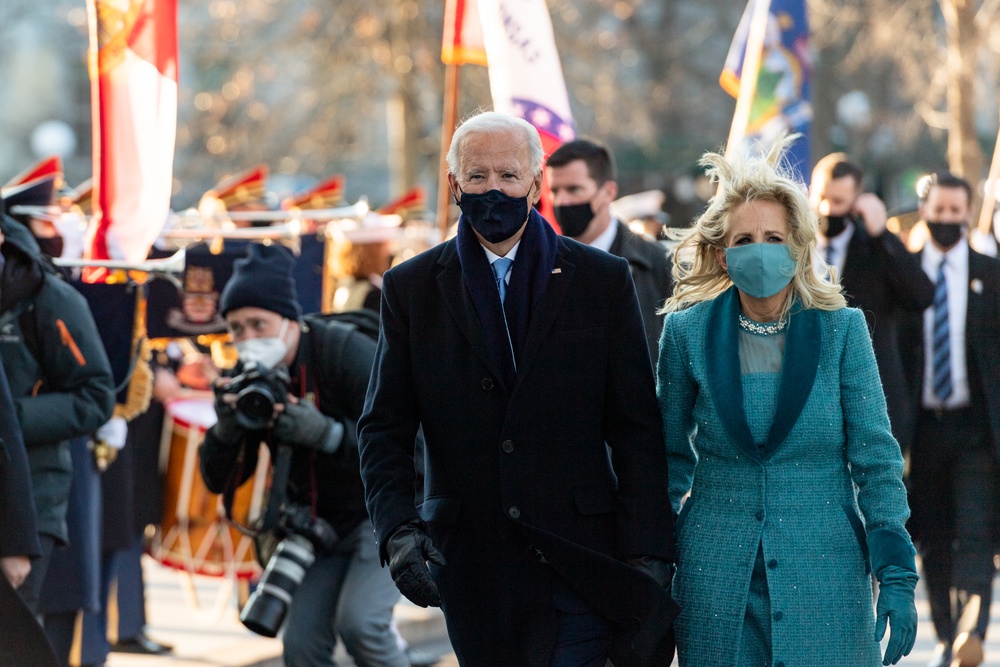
657;139;918;666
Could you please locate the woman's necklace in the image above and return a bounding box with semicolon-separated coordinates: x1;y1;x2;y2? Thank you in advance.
738;312;787;336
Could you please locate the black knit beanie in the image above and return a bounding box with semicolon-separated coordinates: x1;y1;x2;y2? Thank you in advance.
219;244;302;321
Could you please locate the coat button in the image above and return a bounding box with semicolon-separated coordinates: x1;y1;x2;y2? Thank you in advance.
773;611;783;621
755;510;764;521
481;378;494;390
508;506;520;519
502;440;514;453
767;559;778;569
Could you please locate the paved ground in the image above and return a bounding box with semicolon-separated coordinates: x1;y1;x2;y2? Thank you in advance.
105;556;1000;666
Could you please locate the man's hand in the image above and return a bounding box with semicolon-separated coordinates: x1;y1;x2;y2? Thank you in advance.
212;380;245;445
854;192;888;237
386;522;446;607
1;556;31;589
272;401;343;454
626;555;674;590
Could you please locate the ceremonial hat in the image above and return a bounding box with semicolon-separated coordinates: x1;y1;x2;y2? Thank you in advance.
376;186;428;221
1;156;63;211
201;164;269;211
282;174;345;210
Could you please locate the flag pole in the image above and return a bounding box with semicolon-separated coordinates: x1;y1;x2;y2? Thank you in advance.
437;62;460;237
725;0;773;157
976;117;1000;236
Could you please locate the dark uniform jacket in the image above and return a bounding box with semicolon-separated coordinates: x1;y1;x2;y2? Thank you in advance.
200;315;375;538
839;221;934;451
0;218;115;544
358;231;677;666
0;355;40;559
608;221;672;365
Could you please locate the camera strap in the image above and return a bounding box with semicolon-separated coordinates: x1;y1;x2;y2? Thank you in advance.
222;440;295;537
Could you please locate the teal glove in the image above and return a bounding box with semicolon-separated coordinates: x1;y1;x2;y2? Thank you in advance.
874;566;918;665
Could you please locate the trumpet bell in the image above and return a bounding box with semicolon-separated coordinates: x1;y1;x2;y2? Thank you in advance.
53;249;187;287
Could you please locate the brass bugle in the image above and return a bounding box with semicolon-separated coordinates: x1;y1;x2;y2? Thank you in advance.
161;219;302;241
171;198;369;226
53;248;186;287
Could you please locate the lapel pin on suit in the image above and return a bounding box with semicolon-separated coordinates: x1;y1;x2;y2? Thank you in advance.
971;278;984;294
552;268;562;274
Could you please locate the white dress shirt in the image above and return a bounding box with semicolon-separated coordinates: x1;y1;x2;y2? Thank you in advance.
482;241;521;286
588;218;619;253
921;238;970;409
815;224;854;279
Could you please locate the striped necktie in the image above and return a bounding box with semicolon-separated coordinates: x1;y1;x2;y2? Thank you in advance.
492;257;513;304
932;259;953;402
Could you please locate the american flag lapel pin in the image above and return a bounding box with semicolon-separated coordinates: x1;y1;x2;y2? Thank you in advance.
551;268;562;274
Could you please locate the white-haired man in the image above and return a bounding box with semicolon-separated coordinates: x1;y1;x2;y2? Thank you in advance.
359;111;678;666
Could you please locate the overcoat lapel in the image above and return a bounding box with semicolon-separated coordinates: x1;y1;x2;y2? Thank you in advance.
436;244;510;392
762;306;821;459
511;243;575;391
967;250;986;351
705;287;821;461
704;287;759;461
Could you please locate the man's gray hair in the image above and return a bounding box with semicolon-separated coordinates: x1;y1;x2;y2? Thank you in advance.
446;111;544;176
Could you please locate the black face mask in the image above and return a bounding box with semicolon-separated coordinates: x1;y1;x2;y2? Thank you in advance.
926;221;964;249
456;188;530;243
35;236;64;258
553;202;594;238
821;214;849;238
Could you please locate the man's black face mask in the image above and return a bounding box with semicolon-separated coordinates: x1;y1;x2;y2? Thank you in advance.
456;187;530;243
820;214;851;238
926;221;964;249
553;202;594;238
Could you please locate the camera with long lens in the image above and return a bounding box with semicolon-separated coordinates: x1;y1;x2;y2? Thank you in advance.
227;362;290;430
239;503;339;637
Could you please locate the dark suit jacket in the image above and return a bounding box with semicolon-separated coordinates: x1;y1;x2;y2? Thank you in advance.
840;222;934;450
608;222;672;365
899;246;1000;453
359;235;677;666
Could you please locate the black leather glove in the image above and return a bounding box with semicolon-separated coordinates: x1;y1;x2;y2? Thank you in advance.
212;383;245;446
272;401;344;454
626;556;675;590
386;522;447;608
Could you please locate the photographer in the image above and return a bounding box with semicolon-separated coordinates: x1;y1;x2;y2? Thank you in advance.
199;244;408;667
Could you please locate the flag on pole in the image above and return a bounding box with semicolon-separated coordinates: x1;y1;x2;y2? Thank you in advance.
477;0;575;224
442;0;487;67
86;0;178;264
721;0;811;180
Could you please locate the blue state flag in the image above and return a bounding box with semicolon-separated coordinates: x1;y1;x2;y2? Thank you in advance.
721;0;812;181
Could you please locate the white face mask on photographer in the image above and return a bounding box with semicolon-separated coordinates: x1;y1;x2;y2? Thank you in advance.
235;318;289;370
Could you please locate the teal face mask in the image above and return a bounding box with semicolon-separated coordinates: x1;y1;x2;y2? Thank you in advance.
724;243;796;299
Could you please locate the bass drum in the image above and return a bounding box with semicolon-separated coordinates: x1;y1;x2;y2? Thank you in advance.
153;396;269;579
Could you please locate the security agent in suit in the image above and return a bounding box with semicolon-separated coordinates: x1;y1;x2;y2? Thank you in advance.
200;244;408;667
546;139;672;365
358;112;678;667
899;173;1000;667
810;154;934;451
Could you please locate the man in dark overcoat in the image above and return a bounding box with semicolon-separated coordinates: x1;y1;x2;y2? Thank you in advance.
358;111;678;667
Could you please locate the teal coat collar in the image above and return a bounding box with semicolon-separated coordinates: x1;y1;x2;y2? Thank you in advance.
704;287;822;461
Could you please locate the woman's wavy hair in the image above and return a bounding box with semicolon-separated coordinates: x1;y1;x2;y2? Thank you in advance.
662;136;846;315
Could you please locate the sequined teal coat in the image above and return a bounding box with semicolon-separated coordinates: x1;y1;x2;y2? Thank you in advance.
657;288;914;667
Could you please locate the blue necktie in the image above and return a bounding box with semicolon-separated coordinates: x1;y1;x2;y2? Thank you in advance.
492;257;513;304
932;259;953;402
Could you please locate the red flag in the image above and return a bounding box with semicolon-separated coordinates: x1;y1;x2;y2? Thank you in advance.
85;0;178;264
442;0;487;67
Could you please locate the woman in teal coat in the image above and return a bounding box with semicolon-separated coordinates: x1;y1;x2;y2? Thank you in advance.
657;139;918;667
